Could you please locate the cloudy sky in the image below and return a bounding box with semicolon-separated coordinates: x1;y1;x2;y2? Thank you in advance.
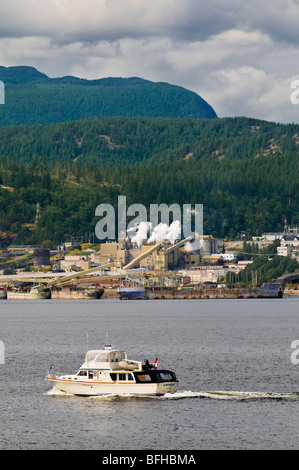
1;0;299;123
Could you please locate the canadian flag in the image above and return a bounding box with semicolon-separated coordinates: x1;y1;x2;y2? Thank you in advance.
154;357;158;370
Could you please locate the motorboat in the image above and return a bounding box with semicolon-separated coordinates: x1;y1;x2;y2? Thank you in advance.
46;342;178;396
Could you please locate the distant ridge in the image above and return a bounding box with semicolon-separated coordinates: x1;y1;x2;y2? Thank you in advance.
0;65;217;125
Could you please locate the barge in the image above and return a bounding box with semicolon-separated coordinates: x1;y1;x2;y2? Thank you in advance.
118;283;285;299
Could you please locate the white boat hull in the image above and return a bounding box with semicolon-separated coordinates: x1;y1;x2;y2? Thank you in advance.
47;376;178;396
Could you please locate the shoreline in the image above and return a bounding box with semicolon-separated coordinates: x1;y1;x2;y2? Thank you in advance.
1;286;298;300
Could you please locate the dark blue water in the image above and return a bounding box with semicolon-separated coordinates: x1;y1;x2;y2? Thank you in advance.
0;298;298;450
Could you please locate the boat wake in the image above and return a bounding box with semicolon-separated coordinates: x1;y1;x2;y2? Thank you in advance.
46;388;299;401
162;390;299;400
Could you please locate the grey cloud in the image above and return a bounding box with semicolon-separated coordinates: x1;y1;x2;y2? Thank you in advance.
1;0;298;45
0;0;299;122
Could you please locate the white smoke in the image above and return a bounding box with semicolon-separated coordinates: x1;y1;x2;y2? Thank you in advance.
127;220;182;247
185;241;193;252
185;235;202;252
148;220;181;244
127;221;152;247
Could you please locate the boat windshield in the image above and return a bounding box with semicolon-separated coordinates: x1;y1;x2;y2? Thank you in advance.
158;371;176;382
95;352;110;362
86;351;109;362
110;351;126;362
85;350;126;362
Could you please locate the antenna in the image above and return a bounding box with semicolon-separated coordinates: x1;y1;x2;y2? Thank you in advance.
86;333;90;367
105;331;112;349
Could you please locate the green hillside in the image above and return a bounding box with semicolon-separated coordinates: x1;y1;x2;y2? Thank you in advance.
0;115;295;166
0;66;217;125
0;115;298;246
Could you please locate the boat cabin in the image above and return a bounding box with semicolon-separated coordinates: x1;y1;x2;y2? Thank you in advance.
80;346;142;371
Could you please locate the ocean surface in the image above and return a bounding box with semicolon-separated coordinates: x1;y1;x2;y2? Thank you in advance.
0;297;298;451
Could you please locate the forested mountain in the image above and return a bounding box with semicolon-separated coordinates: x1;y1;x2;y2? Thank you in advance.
0;115;298;246
0;115;296;166
0;66;217;125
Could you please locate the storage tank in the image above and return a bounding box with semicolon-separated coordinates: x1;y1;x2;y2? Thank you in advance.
199;237;218;255
34;249;50;267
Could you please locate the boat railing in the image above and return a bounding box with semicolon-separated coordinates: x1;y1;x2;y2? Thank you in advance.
47;366;62;378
